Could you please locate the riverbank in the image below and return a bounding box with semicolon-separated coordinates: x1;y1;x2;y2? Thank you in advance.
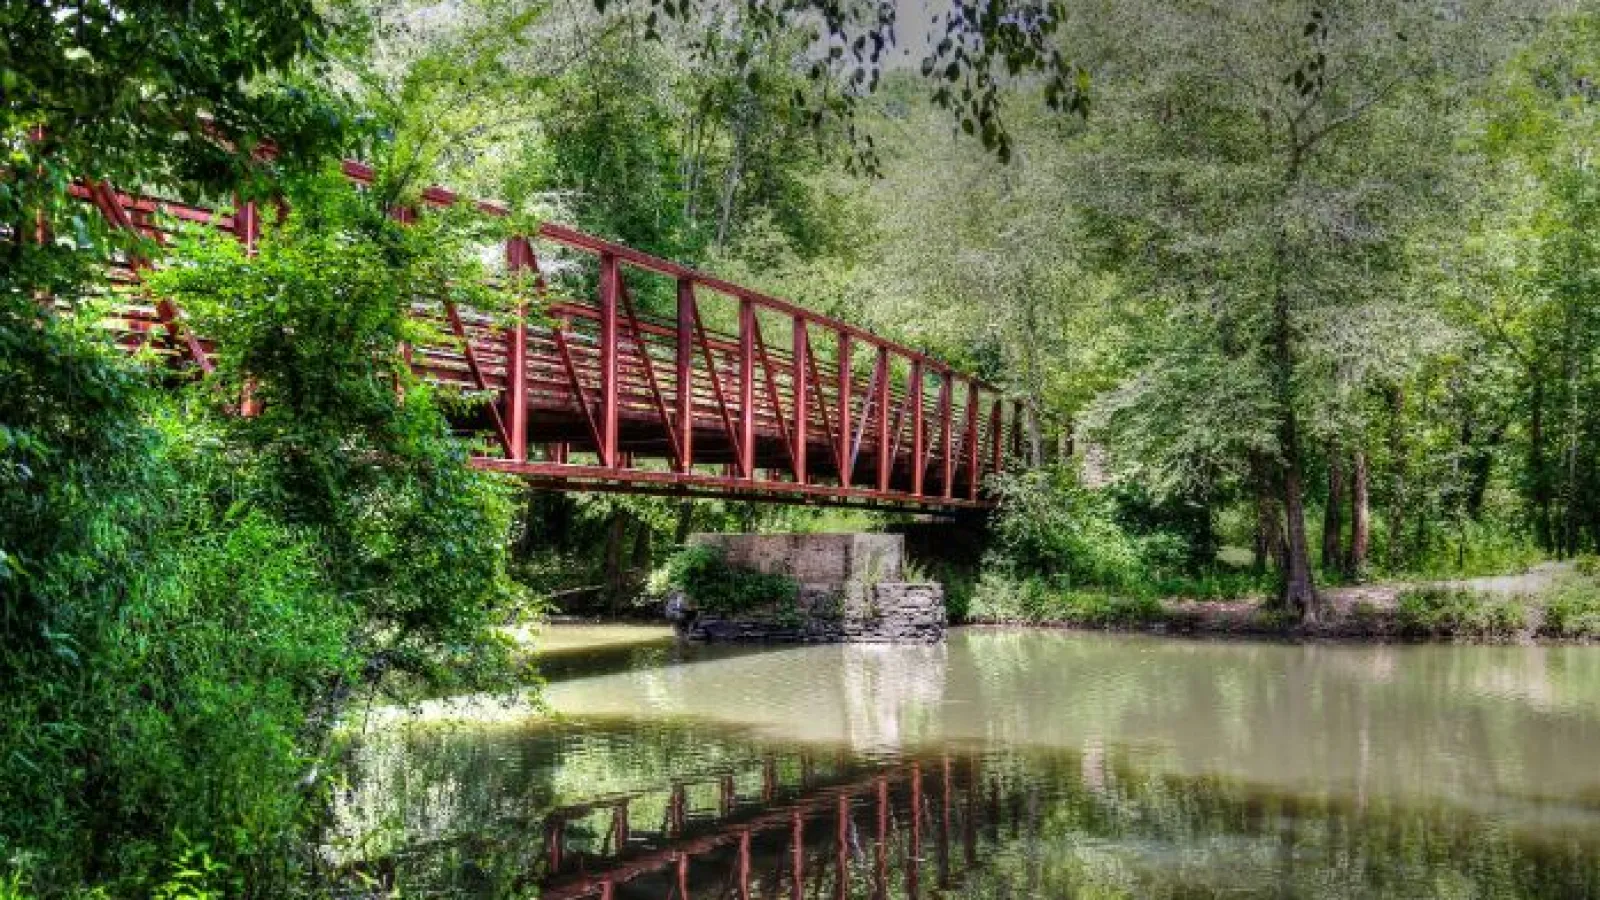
968;562;1600;642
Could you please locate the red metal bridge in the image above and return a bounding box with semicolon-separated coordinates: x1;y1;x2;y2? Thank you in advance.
79;164;1017;512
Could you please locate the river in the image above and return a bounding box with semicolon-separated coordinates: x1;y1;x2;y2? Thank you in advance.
330;625;1600;897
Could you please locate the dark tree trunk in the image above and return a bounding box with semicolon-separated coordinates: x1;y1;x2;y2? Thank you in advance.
1251;454;1285;574
1348;450;1370;579
1280;438;1317;618
674;501;695;545
1463;423;1505;521
1270;289;1316;616
1322;451;1345;572
630;517;652;577
1025;400;1045;467
603;512;628;614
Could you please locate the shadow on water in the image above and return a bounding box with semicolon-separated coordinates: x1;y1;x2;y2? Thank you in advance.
327;627;1600;897
536;635;784;685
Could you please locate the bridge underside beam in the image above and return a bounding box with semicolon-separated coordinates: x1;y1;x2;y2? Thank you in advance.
471;459;990;512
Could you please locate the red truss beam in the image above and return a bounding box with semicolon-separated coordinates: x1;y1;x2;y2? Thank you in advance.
76;162;1015;512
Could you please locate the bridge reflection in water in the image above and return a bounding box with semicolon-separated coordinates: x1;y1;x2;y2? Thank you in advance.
537;754;983;900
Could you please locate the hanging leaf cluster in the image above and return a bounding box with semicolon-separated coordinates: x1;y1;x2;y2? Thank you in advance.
598;0;1088;172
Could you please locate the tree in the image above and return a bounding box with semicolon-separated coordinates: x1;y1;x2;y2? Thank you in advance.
1066;0;1537;618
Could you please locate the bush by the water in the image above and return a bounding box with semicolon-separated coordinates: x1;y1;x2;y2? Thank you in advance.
971;465;1270;625
1396;588;1528;639
651;544;799;616
1;182;530;895
1543;580;1600;638
968;573;1165;626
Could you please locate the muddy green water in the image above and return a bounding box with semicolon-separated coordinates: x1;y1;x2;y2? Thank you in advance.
333;626;1600;897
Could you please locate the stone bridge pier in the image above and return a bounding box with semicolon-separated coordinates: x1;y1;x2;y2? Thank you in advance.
678;533;946;643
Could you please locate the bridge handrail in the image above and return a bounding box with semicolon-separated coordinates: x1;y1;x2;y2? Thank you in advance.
336;159;997;391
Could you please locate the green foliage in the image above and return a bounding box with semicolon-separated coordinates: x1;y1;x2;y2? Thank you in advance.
1543;580;1600;638
988;466;1146;592
0;360;358;891
968;574;1164;627
3;177;532;892
1396;588;1529;639
987;464;1246;594
150;173;531;696
1396;521;1543;579
650;544;799;616
0;0;347;324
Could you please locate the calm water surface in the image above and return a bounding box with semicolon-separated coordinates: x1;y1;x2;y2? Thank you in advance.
332;626;1600;898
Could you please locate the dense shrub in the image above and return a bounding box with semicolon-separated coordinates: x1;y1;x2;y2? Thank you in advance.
1543;581;1600;638
1;179;531;895
650;544;799;616
968;573;1164;626
1397;521;1543;579
987;465;1148;592
1396;588;1529;639
978;464;1270;620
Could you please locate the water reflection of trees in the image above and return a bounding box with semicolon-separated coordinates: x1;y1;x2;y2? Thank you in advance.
952;632;1600;811
331;722;1600;898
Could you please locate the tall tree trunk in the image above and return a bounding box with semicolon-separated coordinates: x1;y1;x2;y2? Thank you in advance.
1269;246;1316;617
1386;384;1408;571
1348;450;1370;579
1017;292;1047;467
1280;438;1317;618
1463;423;1505;521
1564;350;1581;557
603;512;628;614
630;518;652;578
715;94;751;248
1025;400;1045;467
1322;451;1345;572
674;500;694;545
1530;375;1553;551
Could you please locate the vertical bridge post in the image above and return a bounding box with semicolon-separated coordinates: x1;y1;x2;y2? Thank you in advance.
876;347;891;492
675;278;696;473
940;371;954;500
911;360;925;498
793;318;809;485
598;252;620;468
504;237;531;463
965;379;981;501
739;298;756;479
837;332;853;488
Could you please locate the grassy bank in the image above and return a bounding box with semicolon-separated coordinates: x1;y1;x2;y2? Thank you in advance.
967;563;1600;641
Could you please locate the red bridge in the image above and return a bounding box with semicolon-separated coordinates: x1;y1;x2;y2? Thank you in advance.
79;165;1017;512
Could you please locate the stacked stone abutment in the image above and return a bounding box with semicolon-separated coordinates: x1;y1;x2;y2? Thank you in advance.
679;534;946;644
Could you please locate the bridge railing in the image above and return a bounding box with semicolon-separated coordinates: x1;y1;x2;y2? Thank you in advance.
75;162;1018;511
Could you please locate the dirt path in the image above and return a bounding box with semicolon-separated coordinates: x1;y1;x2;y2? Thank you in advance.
1320;561;1572;610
